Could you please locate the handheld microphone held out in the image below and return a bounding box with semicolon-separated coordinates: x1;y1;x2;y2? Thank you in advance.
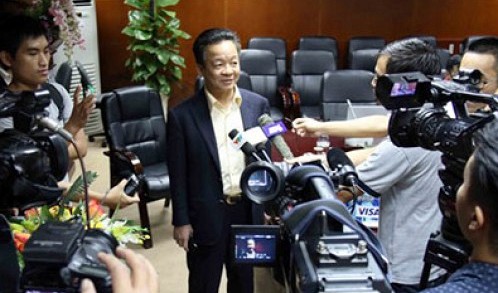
257;114;294;160
228;129;262;161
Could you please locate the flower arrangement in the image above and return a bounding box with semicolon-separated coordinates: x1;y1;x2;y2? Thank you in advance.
8;171;148;268
24;0;85;59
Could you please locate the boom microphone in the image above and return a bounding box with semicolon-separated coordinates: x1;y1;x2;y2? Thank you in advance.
258;114;294;160
228;129;262;161
36;115;73;142
327;148;381;197
327;148;359;188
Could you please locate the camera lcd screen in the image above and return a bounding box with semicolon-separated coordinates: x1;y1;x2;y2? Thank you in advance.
231;225;279;266
390;81;417;97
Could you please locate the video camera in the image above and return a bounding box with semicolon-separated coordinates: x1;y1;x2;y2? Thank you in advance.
375;70;498;285
0;89;118;292
234;160;392;293
375;71;498;243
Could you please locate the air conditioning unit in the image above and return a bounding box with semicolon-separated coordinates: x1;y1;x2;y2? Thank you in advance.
52;0;104;143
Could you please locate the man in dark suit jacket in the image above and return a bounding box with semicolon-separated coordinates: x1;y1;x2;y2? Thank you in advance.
167;28;270;293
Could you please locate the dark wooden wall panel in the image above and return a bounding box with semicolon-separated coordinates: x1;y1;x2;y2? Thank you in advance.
95;0;498;106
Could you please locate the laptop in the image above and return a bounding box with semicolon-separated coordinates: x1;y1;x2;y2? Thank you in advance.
345;100;389;148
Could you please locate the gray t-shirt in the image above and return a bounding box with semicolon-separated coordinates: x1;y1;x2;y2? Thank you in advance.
357;139;444;285
0;82;73;131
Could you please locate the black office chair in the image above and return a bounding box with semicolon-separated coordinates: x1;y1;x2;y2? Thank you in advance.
247;37;288;87
240;49;283;120
348;36;386;68
291;50;336;119
461;35;496;52
437;49;451;71
405;35;437;48
298;36;339;66
100;85;170;249
195;71;252;92
322;70;375;121
54;61;73;93
349;49;379;72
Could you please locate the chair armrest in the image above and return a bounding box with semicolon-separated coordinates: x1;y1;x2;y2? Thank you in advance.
104;148;144;175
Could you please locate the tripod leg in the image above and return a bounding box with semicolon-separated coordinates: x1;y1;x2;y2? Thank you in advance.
419;262;432;289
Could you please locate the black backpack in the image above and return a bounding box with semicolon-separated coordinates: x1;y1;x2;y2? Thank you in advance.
41;83;65;121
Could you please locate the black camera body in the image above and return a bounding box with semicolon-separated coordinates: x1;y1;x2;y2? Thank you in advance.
237;162;391;293
20;221;117;293
375;71;498;269
0;89;69;212
0;88;119;292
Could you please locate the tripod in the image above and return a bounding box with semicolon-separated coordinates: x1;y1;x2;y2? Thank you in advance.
419;157;471;289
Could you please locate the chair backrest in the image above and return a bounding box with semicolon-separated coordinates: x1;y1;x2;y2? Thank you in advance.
349;49;379;72
195;71;252;92
437;49;451;71
406;35;437;48
247;37;287;87
322;70;375;121
291;50;336;119
240;49;279;107
348;37;386;67
101;86;167;168
461;35;496;52
298;36;339;64
54;61;73;92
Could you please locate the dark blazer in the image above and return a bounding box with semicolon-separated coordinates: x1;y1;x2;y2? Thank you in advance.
167;88;270;245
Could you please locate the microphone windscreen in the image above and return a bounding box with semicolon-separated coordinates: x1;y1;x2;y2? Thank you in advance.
327;148;354;170
255;142;266;151
240;142;257;156
228;129;239;140
272;135;294;159
258;113;273;127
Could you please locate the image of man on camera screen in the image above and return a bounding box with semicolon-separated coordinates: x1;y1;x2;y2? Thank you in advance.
296;38;446;292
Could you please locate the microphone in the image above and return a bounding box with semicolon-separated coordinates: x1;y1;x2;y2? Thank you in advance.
255;142;271;163
228;129;262;161
36;115;73;142
326;148;359;188
257;114;294;160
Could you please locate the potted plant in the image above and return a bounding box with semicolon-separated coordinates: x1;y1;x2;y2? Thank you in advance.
122;0;190;100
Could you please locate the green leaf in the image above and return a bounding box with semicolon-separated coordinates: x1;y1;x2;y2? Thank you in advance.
156;50;172;65
170;54;185;66
134;29;153;41
156;0;179;7
65;171;98;204
171;65;183;80
122;0;189;93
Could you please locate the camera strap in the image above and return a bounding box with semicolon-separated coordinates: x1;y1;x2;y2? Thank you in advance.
282;198;389;273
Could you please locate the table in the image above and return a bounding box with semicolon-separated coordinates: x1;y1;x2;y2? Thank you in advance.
270;131;344;161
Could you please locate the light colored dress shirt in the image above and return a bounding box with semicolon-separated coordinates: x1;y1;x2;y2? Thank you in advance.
206;87;245;198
